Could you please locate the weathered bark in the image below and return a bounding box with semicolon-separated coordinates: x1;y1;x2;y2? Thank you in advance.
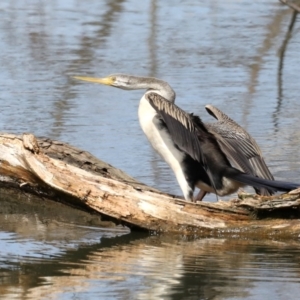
0;133;300;237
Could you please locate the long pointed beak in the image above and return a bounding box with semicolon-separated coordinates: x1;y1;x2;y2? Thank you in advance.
73;76;114;86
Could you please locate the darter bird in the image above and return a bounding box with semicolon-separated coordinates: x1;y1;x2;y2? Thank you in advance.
74;74;299;201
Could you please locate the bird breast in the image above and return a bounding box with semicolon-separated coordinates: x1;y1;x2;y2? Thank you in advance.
138;95;185;170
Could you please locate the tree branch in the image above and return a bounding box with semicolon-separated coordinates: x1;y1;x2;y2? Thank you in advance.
280;0;300;13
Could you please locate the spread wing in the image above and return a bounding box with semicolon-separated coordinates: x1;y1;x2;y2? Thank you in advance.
205;104;274;195
146;93;206;164
146;93;230;193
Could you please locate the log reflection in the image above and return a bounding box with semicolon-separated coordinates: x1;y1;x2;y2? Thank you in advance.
2;235;299;299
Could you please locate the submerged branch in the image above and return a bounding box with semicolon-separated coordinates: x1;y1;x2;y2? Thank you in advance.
276;7;298;117
280;0;300;13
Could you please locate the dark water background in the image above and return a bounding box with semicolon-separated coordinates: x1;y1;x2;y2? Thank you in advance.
1;0;300;299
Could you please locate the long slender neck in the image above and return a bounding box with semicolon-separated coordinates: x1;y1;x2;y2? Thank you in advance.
129;75;176;103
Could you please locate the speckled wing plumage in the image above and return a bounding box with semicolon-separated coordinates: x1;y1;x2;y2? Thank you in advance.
146;92;206;164
205;104;274;196
146;92;231;194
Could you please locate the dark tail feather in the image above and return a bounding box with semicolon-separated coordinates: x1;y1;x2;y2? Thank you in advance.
228;172;299;193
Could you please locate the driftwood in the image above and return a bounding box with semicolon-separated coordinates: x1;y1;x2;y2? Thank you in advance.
0;133;300;237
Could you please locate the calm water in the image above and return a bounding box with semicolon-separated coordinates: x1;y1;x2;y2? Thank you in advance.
1;0;300;299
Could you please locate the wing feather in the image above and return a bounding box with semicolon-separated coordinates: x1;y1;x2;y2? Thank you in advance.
146;93;231;193
147;93;206;164
205;104;274;195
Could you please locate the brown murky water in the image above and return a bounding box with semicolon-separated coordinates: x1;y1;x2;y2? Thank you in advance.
1;0;300;299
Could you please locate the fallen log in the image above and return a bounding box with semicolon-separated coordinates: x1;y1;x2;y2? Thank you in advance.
0;133;300;237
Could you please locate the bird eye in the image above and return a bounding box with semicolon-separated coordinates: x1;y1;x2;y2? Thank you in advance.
110;76;116;82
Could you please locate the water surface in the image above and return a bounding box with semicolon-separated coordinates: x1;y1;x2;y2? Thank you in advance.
1;229;300;299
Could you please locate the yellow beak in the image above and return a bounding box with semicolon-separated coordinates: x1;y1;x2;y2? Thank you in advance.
73;76;114;86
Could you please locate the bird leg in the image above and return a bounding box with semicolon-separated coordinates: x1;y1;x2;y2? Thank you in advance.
193;190;207;202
